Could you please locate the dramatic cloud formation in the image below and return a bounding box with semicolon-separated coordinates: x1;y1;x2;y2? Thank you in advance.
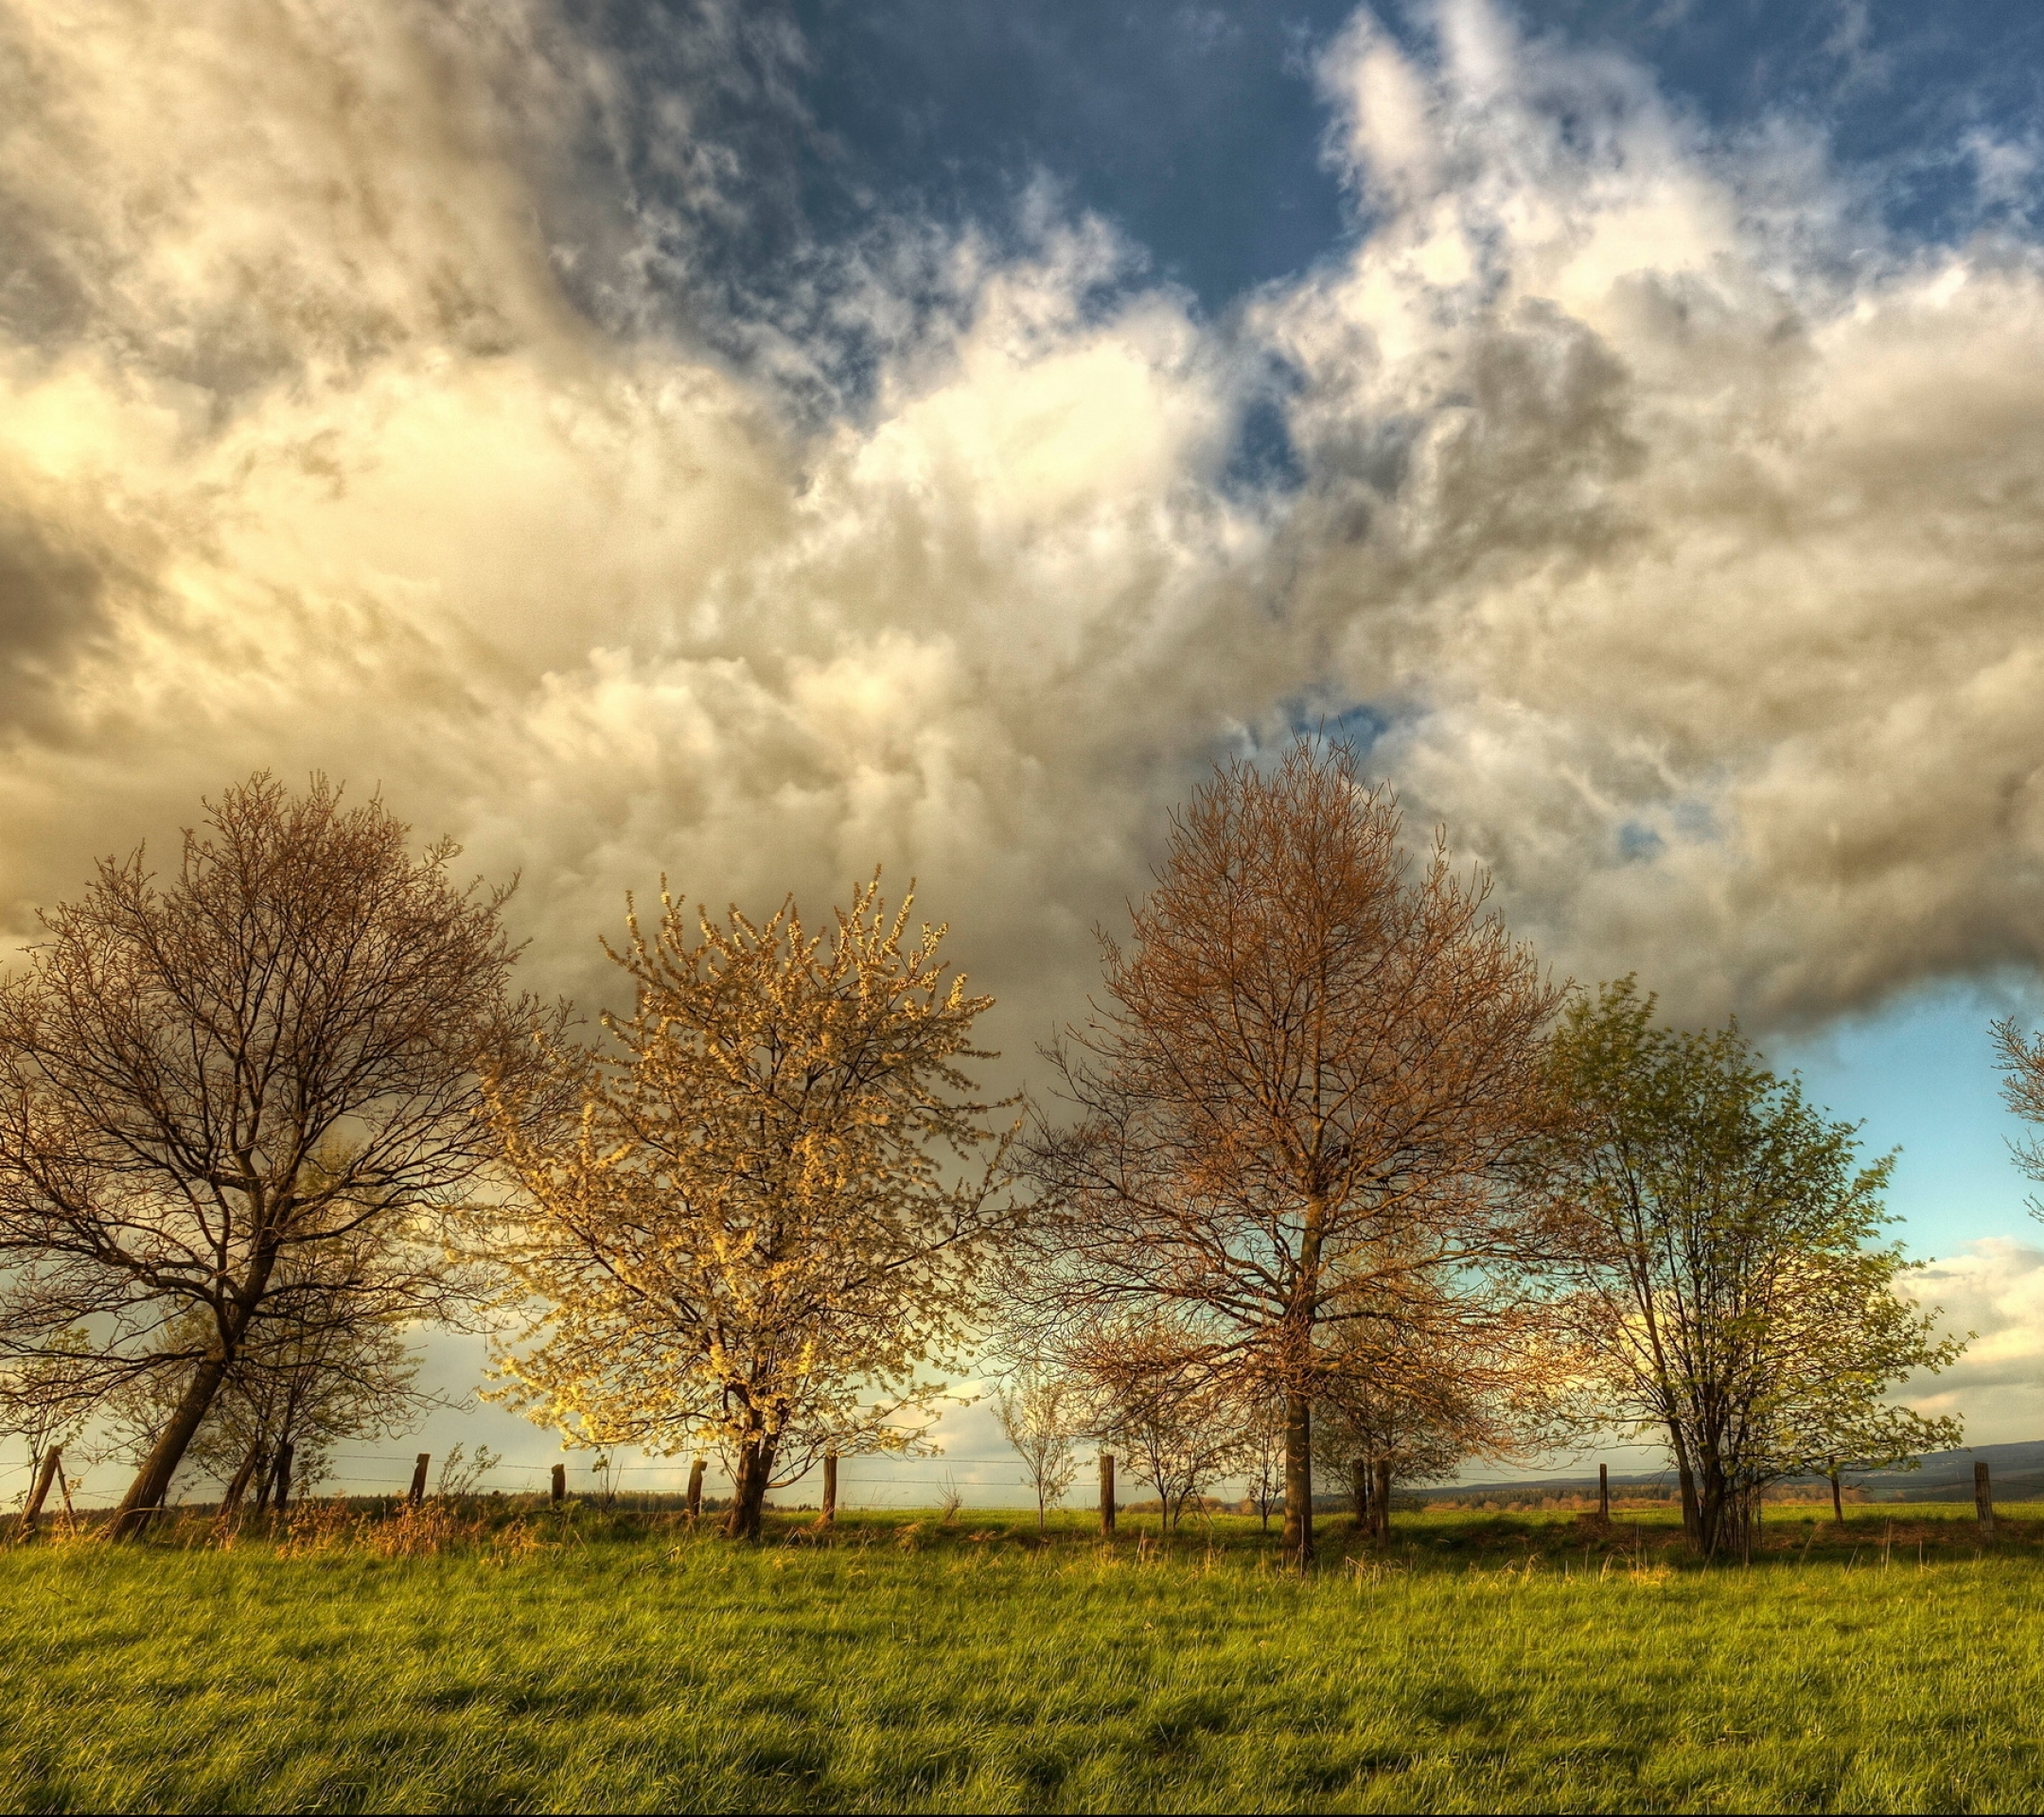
5;0;2044;1064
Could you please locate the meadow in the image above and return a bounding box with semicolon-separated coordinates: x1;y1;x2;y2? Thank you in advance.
5;1503;2043;1814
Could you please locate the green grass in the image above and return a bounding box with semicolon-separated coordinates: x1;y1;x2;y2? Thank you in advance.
6;1504;2044;1812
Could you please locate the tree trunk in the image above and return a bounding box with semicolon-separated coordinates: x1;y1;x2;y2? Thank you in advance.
1829;1469;1843;1526
1280;1390;1313;1569
252;1445;275;1514
1694;1453;1730;1561
214;1439;263;1530
1669;1423;1701;1555
14;1446;61;1541
1281;1202;1325;1570
723;1436;773;1541
273;1439;295;1513
110;1250;279;1542
108;1351;231;1541
1372;1458;1392;1544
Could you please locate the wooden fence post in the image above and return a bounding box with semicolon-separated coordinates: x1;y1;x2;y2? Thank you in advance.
686;1457;705;1521
1350;1455;1368;1531
550;1463;566;1505
408;1453;430;1508
821;1454;837;1526
1976;1459;1996;1538
273;1441;294;1514
1373;1458;1392;1544
14;1446;61;1542
1100;1453;1116;1536
1598;1463;1610;1524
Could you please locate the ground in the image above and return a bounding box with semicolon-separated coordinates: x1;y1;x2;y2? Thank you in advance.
3;1502;2040;1812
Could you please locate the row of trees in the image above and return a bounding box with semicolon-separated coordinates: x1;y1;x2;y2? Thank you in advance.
0;751;1998;1556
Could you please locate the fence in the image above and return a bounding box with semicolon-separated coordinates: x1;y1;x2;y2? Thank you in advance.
0;1450;1097;1513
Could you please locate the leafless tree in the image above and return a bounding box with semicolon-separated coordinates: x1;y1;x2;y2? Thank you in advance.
0;774;543;1538
993;1367;1084;1530
1014;739;1563;1566
0;1330;91;1504
1065;1316;1248;1530
98;1220;450;1522
1313;1369;1486;1545
1238;1388;1286;1532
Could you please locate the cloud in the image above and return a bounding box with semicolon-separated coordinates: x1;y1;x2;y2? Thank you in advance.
6;0;2044;1076
1269;0;2044;1024
1904;1240;2044;1444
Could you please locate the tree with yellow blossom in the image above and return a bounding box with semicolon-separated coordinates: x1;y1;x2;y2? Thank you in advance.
485;876;1013;1539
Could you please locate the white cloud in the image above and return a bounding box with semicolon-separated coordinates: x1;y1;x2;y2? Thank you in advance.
6;0;2044;1068
1904;1240;2044;1444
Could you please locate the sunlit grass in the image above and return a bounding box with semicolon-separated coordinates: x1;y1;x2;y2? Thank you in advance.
5;1505;2043;1813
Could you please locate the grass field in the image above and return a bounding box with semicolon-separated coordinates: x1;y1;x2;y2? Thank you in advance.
6;1503;2044;1813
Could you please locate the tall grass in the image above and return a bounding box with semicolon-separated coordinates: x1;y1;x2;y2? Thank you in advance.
4;1507;2041;1813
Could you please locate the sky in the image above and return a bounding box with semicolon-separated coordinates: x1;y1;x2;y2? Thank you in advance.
8;0;2044;1506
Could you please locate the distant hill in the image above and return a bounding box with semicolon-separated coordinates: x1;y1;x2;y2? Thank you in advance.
1397;1439;2044;1506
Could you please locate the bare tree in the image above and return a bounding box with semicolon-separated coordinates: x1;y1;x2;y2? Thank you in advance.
97;1223;449;1522
1313;1272;1587;1542
0;775;538;1538
1064;1317;1247;1530
0;1331;90;1506
1015;740;1562;1565
1313;1372;1483;1545
993;1367;1083;1530
484;876;1016;1541
1238;1389;1286;1532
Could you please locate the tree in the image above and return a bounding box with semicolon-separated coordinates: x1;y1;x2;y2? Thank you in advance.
1015;740;1563;1565
1314;1363;1493;1545
1238;1389;1286;1531
1800;1405;1961;1526
0;775;536;1538
98;1226;443;1522
1312;1280;1586;1542
992;1367;1083;1530
1993;1015;2044;1207
1549;979;1965;1560
484;876;1015;1541
1065;1317;1247;1530
0;1331;91;1493
212;1233;444;1518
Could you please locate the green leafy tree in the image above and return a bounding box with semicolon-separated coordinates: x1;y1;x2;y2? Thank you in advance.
1548;979;1965;1560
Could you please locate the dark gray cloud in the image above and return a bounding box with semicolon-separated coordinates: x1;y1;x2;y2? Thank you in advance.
0;505;106;722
